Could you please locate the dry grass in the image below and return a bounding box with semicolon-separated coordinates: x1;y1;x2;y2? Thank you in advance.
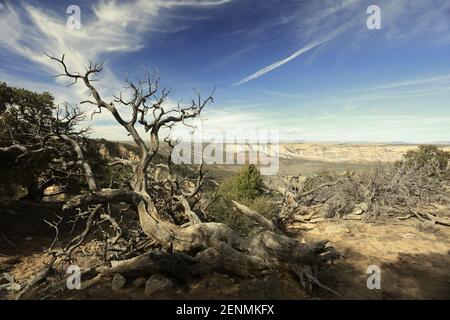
414;221;442;235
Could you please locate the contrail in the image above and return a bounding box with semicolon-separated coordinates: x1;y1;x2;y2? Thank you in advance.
234;30;342;86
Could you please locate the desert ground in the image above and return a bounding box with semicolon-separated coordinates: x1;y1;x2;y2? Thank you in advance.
1;143;449;300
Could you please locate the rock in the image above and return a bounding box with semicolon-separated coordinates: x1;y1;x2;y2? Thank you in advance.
0;273;21;292
324;224;350;234
111;273;127;291
289;222;316;231
402;233;417;239
344;215;362;220
132;277;147;288
145;274;174;296
351;203;368;215
308;228;322;236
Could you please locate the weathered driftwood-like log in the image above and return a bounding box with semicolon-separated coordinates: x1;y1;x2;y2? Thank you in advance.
107;251;195;280
136;199;336;286
410;209;450;226
193;241;270;277
175;195;202;225
103;231;333;283
232;200;283;234
63;189;142;210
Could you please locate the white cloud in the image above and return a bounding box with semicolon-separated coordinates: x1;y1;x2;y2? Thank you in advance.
233;0;450;86
264;72;450;105
0;0;231;140
234;34;334;86
0;70;81;104
381;0;450;45
0;0;230;97
346;74;450;93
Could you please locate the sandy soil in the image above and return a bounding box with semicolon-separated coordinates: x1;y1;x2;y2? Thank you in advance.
294;220;450;299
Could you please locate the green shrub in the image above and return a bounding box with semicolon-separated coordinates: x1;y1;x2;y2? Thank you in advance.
250;196;277;220
398;145;450;176
209;165;276;236
0;82;61;200
217;164;263;201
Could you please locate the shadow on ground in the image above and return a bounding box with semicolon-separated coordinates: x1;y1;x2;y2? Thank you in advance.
319;248;450;299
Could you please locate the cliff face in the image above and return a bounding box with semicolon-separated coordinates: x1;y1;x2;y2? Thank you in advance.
94;140;450;164
93;139;140;161
197;143;450;163
277;143;450;163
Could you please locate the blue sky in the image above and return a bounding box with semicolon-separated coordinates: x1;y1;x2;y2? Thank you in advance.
1;0;450;142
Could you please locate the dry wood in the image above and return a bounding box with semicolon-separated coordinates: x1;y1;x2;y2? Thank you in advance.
232;200;282;234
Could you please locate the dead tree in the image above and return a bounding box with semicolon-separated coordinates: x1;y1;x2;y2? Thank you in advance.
16;54;339;297
272;173;345;227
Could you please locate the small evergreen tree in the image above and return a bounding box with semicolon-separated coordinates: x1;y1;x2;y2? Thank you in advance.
0;82;85;200
219;164;263;202
402;145;450;171
210;164;275;236
397;144;450;178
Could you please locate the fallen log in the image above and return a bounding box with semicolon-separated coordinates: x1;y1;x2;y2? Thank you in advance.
106;251;195;280
129;198;339;294
232;200;283;234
